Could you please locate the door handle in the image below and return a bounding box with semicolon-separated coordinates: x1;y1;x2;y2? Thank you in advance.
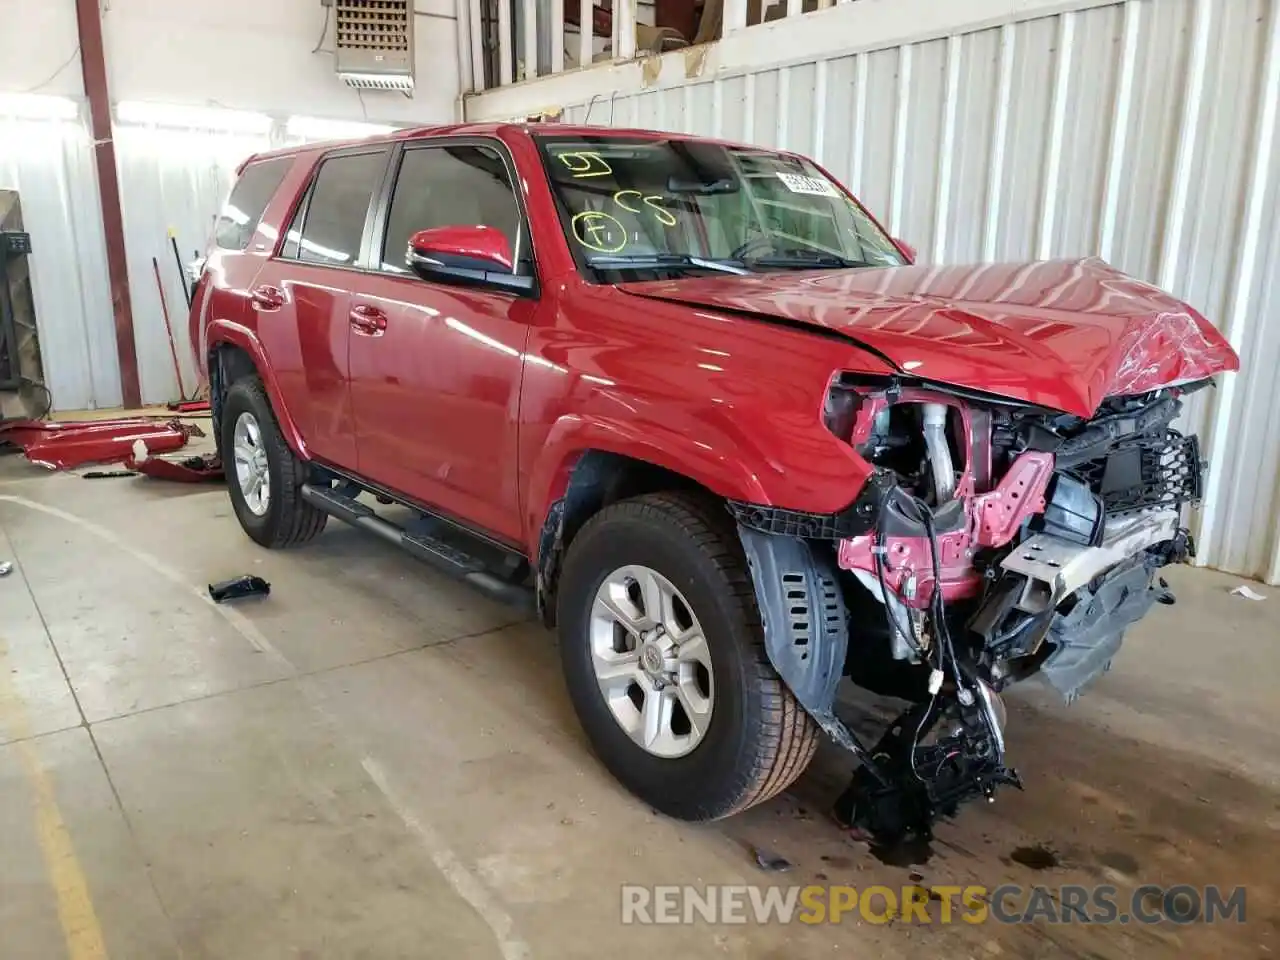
349;303;388;336
250;285;285;310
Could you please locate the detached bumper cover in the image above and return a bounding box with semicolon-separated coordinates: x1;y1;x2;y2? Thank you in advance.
0;418;203;471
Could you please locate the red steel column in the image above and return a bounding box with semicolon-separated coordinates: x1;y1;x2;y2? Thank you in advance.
76;0;141;408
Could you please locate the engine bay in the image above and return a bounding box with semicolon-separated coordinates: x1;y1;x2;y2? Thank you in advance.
734;376;1209;844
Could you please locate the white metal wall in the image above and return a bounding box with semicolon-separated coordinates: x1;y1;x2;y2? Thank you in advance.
116;125;272;405
0;115;269;410
549;0;1280;583
0;117;121;411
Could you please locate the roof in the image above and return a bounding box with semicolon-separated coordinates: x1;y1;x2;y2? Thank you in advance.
239;122;793;168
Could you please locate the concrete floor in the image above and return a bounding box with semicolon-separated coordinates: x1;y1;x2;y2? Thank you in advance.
0;448;1275;959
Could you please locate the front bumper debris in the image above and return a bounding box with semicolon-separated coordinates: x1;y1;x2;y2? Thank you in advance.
0;417;204;471
998;509;1181;616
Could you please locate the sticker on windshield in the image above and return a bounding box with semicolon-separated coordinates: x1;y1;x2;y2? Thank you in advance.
775;172;838;196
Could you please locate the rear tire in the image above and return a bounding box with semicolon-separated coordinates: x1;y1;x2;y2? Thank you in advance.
557;491;819;821
222;376;327;548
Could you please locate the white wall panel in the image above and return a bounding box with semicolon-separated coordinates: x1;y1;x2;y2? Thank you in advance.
0;117;120;411
0;0;82;99
116;125;273;406
481;0;1280;582
0;0;461;126
104;0;461;125
0;110;273;411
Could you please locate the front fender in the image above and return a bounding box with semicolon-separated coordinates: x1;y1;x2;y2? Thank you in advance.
206;318;308;460
523;413;772;549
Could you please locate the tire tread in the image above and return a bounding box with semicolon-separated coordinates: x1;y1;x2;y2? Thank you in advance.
225;376;327;548
571;490;818;819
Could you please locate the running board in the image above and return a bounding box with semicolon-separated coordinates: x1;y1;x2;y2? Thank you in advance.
300;483;533;611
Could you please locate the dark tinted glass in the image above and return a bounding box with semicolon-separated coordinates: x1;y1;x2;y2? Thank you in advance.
294;151;387;266
381;145;522;273
214;157;291;250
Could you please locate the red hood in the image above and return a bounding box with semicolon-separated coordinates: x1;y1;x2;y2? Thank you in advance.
620;258;1239;416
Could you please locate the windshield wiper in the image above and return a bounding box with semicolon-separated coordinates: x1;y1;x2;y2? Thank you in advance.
744;252;871;270
585;254;750;276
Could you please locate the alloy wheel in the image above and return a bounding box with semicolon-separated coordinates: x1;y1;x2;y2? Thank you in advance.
588;564;715;759
232;411;271;516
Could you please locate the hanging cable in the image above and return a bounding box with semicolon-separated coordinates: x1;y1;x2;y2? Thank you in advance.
312;5;334;54
22;47;81;93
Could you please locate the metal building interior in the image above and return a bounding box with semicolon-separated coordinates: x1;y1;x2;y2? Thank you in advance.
0;0;1275;957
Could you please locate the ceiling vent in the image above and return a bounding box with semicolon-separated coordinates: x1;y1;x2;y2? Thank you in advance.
335;0;415;93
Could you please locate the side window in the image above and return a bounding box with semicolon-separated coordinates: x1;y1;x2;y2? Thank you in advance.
380;144;524;274
287;150;387;267
214;157;291;250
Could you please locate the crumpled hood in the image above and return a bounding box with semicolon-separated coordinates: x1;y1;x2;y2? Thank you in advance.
619;257;1239;416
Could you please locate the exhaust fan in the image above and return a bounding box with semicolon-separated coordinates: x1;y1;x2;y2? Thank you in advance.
335;0;415;93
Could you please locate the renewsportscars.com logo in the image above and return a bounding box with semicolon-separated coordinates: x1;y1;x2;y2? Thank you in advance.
620;883;1247;926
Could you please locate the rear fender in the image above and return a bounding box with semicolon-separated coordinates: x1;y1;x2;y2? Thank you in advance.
206;318;307;460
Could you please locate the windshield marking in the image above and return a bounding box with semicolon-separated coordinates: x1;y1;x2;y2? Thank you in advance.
643;195;678;227
614;189;643;213
571;211;627;253
558;151;614;178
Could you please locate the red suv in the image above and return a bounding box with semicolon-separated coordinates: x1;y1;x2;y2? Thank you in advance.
192;123;1237;841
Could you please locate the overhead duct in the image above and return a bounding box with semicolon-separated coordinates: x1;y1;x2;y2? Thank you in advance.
334;0;415;93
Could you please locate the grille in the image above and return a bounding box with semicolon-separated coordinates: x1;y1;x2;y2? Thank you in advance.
1076;431;1204;515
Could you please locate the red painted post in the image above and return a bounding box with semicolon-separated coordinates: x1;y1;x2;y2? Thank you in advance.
76;0;142;408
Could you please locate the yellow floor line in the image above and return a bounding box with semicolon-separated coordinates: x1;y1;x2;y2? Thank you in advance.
0;640;109;960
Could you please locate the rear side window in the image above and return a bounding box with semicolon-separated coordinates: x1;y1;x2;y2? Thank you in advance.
286;150;387;267
380;144;523;273
214;157;291;250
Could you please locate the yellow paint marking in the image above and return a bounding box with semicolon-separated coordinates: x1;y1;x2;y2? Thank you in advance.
0;640;109;960
556;150;613;178
643;195;678;227
613;189;644;213
571;211;627;253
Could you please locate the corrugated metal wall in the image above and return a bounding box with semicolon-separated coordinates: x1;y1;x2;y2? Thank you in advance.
0;111;388;411
0;106;390;413
0;115;271;410
555;0;1280;582
116;125;271;405
0;117;121;411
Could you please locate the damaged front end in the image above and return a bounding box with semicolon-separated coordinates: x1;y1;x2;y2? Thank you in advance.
732;375;1208;844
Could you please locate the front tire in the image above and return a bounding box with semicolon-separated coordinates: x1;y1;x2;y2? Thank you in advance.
557;492;819;821
221;376;327;548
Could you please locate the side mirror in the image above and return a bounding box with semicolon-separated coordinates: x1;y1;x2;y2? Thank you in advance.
406;226;534;295
895;238;918;263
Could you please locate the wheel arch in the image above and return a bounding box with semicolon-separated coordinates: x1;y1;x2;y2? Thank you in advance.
532;448;728;628
206;320;307;461
532;446;869;765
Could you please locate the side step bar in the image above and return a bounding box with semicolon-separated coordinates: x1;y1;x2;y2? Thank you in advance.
300;483;533;611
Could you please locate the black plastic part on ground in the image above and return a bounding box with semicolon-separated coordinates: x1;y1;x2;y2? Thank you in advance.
832;699;1021;844
208;575;271;603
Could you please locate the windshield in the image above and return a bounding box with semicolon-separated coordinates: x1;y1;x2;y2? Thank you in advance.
535;134;906;281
